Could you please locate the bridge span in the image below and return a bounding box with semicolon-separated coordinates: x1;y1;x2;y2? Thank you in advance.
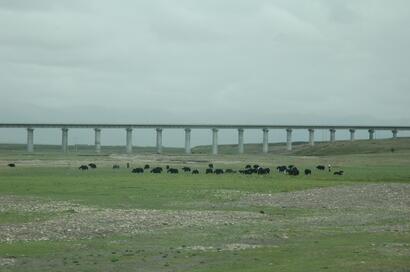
0;123;409;154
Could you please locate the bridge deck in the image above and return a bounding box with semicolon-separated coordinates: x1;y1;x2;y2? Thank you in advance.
0;124;409;130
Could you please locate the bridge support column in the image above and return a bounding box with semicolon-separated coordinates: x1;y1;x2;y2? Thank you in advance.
330;129;336;142
184;128;191;154
286;128;292;151
349;129;355;141
262;128;269;153
392;129;398;139
126;128;132;154
94;128;101;153
61;128;68;153
212;128;218;155
238;128;244;154
27;128;34;152
308;129;314;146
156;128;163;154
368;129;375;140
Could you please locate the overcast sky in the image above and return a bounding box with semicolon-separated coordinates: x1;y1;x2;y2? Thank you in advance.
0;0;409;146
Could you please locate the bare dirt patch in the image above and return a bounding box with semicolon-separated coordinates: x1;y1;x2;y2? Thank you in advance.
0;195;267;243
0;257;16;267
240;183;410;210
185;243;272;252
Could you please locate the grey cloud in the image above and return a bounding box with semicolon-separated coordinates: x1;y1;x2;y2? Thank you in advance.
0;0;409;145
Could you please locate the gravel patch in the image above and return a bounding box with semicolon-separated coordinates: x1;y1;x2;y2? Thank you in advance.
0;257;16;267
241;183;410;210
2;183;409;243
0;196;267;243
186;243;272;252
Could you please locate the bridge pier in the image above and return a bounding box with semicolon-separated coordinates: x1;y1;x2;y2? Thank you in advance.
392;129;398;139
369;129;375;140
184;128;191;154
61;128;68;153
125;128;132;154
349;129;356;141
212;128;218;155
262;128;269;153
286;128;292;151
94;128;101;153
330;129;336;142
238;128;244;154
27;128;34;152
156;128;163;154
308;129;315;146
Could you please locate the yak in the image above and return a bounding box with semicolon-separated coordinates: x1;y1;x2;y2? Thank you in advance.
132;168;144;173
167;168;179;174
334;170;344;176
151;167;163;174
79;165;89;170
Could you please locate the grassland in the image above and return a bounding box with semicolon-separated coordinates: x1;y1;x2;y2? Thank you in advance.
0;138;409;271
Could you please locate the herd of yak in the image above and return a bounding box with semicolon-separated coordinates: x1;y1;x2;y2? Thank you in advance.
6;162;344;176
7;162;344;176
74;163;344;176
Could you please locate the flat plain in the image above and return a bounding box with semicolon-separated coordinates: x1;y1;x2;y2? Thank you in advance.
0;139;409;272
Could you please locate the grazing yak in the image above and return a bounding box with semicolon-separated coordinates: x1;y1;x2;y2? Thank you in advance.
79;165;89;170
112;164;120;169
316;165;325;171
214;169;224;175
334;170;344;176
208;163;214;169
144;164;150;169
167;168;179;174
151;167;163;174
225;169;235;174
276;166;287;173
245;164;252;169
132;168;144;173
182;167;191;172
239;168;253;175
7;163;15;167
257;168;270;175
245;168;254;175
88;163;97;169
287;167;300;176
304;169;312;175
205;168;213;174
192;169;199;174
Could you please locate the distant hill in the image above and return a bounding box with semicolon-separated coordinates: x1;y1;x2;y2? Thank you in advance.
192;137;410;156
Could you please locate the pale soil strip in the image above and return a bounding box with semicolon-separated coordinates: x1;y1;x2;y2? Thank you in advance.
0;195;267;242
240;183;410;210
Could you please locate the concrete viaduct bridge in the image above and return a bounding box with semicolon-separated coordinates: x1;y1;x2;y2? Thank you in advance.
0;123;408;155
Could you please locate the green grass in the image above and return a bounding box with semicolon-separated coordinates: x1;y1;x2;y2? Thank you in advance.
0;211;57;224
1;164;409;210
0;144;410;271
